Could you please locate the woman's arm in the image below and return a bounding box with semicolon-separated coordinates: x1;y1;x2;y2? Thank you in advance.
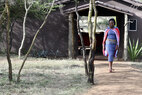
102;29;109;51
115;27;120;50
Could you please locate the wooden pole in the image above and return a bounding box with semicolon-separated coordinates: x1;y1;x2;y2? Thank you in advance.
124;14;128;61
68;13;75;59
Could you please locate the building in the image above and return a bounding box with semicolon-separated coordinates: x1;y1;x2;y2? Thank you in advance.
4;0;142;60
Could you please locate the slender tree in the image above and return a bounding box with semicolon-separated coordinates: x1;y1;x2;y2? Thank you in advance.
17;0;55;82
18;0;33;59
74;0;98;84
87;0;97;84
74;0;88;75
5;0;13;82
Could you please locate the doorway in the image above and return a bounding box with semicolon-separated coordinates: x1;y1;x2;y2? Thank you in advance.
78;16;117;56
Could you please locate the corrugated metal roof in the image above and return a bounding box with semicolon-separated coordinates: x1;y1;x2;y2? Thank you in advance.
122;0;142;7
96;1;133;15
123;0;142;4
55;0;142;5
55;0;70;4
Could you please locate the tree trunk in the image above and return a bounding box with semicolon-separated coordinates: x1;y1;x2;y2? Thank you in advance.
17;0;55;82
5;0;13;82
9;21;16;51
74;0;88;75
87;0;97;84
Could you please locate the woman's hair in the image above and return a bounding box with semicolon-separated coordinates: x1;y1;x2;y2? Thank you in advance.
109;18;115;25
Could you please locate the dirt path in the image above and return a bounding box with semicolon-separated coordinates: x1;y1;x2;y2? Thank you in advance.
83;60;142;95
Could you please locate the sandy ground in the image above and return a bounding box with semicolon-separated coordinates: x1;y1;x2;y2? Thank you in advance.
83;60;142;95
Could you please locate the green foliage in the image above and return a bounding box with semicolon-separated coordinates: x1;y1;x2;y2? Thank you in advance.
0;0;60;35
10;0;25;20
128;38;142;61
0;0;58;21
28;1;51;20
28;0;60;20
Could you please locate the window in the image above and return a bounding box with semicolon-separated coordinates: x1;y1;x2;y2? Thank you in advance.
79;16;116;33
129;19;137;31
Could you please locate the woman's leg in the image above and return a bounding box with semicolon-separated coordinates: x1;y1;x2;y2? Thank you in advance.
108;54;114;72
106;44;115;72
109;61;113;72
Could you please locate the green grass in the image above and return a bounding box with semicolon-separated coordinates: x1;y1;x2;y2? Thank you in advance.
0;57;91;95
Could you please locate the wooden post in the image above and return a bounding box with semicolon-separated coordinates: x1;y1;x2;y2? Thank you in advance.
123;14;128;61
68;13;75;59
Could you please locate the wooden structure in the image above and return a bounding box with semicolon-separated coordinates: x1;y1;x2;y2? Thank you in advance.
62;0;142;60
1;0;142;60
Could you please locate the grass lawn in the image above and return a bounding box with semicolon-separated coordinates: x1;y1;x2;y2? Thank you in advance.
0;56;91;95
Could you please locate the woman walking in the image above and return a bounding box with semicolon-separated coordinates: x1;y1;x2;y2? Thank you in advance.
103;18;120;73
